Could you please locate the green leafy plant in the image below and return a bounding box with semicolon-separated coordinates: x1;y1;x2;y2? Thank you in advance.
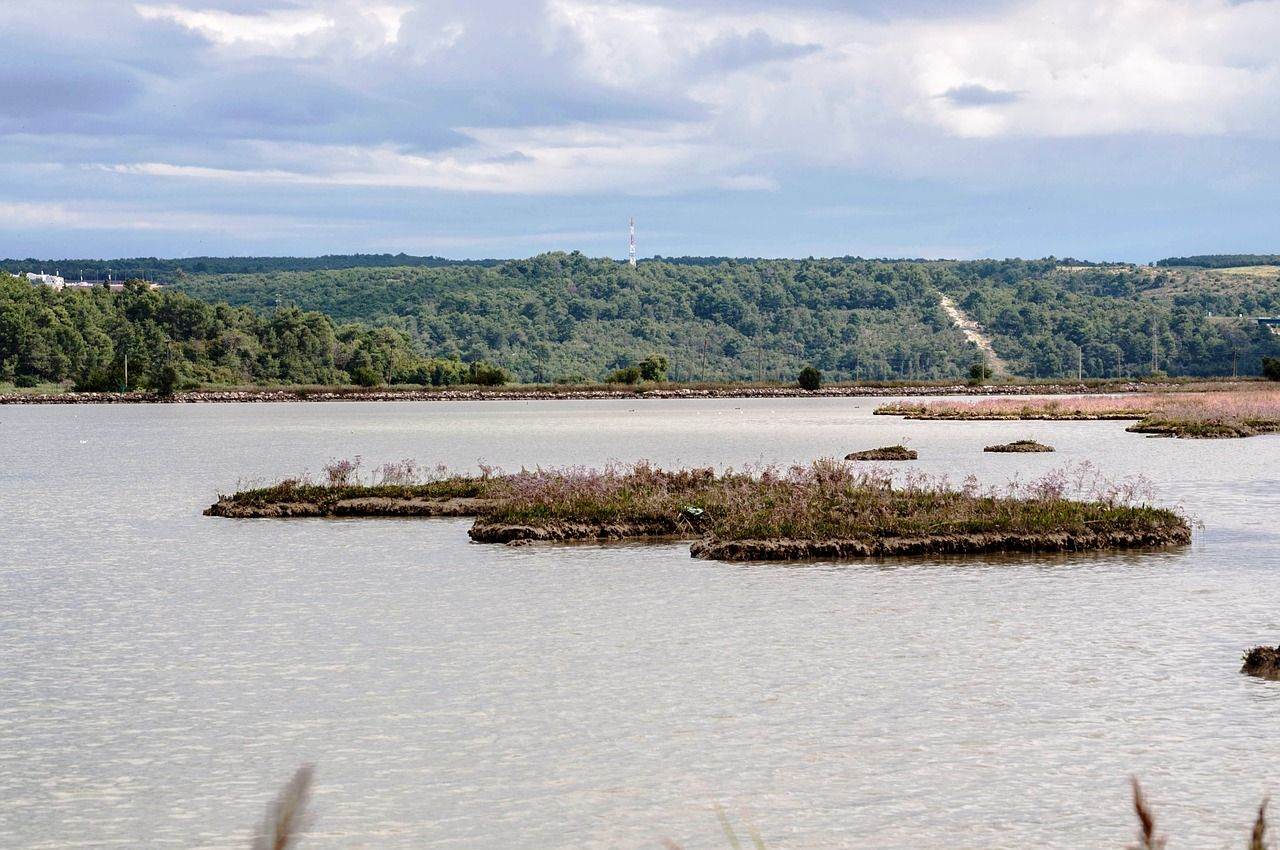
797;365;822;390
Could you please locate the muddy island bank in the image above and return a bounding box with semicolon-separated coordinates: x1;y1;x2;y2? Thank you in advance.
207;459;1190;563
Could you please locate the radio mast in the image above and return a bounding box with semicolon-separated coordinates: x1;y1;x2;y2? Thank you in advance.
628;217;636;267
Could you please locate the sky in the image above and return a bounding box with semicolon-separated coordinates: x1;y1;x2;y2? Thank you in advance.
3;0;1280;262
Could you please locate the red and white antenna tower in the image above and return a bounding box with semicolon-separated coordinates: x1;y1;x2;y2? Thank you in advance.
628;217;636;267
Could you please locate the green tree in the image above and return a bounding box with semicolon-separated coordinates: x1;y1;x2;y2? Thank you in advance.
798;365;822;390
637;353;668;381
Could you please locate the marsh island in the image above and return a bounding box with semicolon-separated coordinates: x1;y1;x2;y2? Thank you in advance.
207;459;1191;562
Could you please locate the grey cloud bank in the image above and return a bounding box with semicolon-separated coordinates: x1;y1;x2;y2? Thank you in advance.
3;0;1280;260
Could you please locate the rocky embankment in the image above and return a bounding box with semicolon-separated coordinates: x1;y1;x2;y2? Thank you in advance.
2;380;1193;405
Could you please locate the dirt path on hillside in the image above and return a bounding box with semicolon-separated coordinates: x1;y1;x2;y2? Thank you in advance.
938;293;1014;377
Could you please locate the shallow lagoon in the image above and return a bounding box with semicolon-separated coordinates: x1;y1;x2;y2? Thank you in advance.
2;397;1279;849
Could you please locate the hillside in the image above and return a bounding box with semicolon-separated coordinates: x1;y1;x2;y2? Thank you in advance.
171;253;981;383
171;254;1280;382
6;254;1280;389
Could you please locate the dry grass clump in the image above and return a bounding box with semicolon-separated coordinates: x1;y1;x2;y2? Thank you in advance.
877;395;1156;420
877;389;1280;439
1242;646;1280;680
480;459;1185;545
217;457;496;510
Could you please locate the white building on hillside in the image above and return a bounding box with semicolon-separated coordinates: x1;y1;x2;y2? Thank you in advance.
25;272;65;289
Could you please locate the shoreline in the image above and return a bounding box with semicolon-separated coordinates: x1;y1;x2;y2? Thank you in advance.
0;379;1242;405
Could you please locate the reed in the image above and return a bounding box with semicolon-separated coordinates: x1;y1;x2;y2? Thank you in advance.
876;389;1280;439
244;767;1271;849
251;764;313;850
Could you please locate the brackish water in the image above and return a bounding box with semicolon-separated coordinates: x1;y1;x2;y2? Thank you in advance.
2;398;1280;850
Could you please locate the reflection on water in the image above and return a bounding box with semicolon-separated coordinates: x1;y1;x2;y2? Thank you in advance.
2;398;1280;849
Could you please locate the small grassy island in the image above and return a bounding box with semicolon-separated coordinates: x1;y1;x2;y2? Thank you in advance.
1242;646;1280;680
876;388;1280;439
844;445;917;461
984;439;1055;453
207;459;1190;562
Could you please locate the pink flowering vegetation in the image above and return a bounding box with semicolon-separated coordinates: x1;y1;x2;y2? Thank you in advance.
877;389;1280;438
479;459;1186;544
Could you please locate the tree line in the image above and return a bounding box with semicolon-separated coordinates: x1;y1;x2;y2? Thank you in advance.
0;274;506;391
0;254;498;284
1156;254;1280;269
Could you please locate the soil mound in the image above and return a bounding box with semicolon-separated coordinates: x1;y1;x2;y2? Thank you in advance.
845;445;917;461
984;440;1055;453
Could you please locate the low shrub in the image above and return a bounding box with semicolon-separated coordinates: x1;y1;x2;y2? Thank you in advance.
606;365;642;384
468;361;509;386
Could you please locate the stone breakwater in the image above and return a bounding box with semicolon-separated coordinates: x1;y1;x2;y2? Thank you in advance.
1;381;1188;405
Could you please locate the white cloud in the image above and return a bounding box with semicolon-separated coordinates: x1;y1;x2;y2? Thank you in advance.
0;199;349;235
100;122;778;195
554;0;1280;165
134;2;408;55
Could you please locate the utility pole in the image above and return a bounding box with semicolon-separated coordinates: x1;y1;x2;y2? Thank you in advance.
1077;347;1083;382
123;352;128;392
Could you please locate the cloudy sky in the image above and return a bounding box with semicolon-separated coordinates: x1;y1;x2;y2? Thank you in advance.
4;0;1280;261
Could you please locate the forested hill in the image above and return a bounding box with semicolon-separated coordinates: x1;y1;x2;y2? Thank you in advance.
173;254;988;383
172;253;1280;382
6;253;1280;389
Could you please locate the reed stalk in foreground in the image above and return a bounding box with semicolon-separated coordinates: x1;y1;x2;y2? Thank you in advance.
252;764;314;850
1250;797;1270;850
248;767;1272;849
1129;777;1166;850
